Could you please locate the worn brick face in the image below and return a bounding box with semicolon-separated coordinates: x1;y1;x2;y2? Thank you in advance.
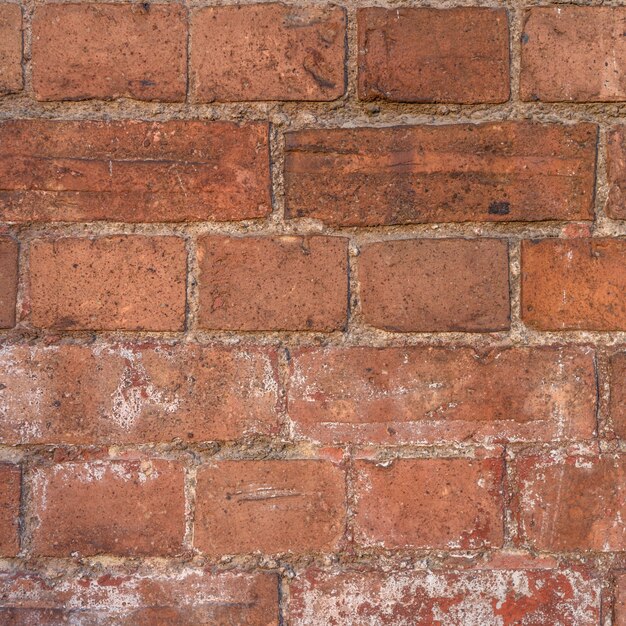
359;238;510;332
194;460;345;555
358;8;509;103
32;3;186;101
197;235;348;331
606;126;626;220
0;464;20;556
284;123;597;225
522;238;626;331
29;236;186;331
521;7;626;102
0;343;279;444
0;4;22;95
0;236;18;328
354;457;504;550
288;567;600;625
512;453;626;552
31;460;185;556
287;346;596;445
610;352;626;440
0;570;279;625
191;4;346;102
0;120;270;222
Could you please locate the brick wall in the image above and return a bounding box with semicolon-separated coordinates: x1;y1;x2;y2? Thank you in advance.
0;1;625;624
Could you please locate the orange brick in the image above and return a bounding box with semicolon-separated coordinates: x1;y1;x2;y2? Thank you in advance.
522;238;626;331
29;236;186;331
191;4;345;102
0;120;270;222
0;464;20;556
354;458;504;550
0;236;18;328
194;460;346;555
197;236;348;331
32;3;186;101
358;7;509;103
359;239;510;332
31;460;185;556
0;4;22;95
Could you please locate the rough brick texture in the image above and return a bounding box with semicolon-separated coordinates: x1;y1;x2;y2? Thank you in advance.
194;460;345;555
521;7;626;102
32;3;186;101
31;460;185;556
0;120;270;222
2;1;626;621
354;457;504;550
0;343;279;444
29;236;186;331
0;570;279;625
522;238;626;331
285;123;597;225
191;4;346;102
0;4;22;95
358;8;510;103
197;235;348;331
287;346;596;444
288;567;600;625
359;238;510;332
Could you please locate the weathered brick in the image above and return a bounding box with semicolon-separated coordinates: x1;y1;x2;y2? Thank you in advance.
354;457;503;550
32;3;186;101
0;343;279;445
0;4;22;95
358;8;509;103
191;4;345;102
197;235;348;331
0;464;20;556
512;453;626;551
0;120;270;222
616;573;626;626
521;7;626;102
522;238;626;331
284;123;597;225
0;569;279;625
0;237;18;328
29;236;186;331
359;238;510;332
610;352;626;440
31;460;185;556
194;460;345;555
606;126;626;220
288;567;600;625
287;346;596;445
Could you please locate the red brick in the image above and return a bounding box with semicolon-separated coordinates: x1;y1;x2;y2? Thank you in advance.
512;453;626;551
0;343;279;445
0;569;278;625
197;235;348;331
610;352;626;440
0;237;18;328
284;123;597;225
358;8;509;103
521;7;626;102
0;120;270;222
0;464;20;556
354;457;503;550
194;460;345;556
606;126;626;220
31;460;185;556
0;5;22;95
32;3;186;101
522;238;626;331
616;573;626;626
359;238;510;332
287;346;596;445
288;567;600;625
191;4;345;102
29;236;186;331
